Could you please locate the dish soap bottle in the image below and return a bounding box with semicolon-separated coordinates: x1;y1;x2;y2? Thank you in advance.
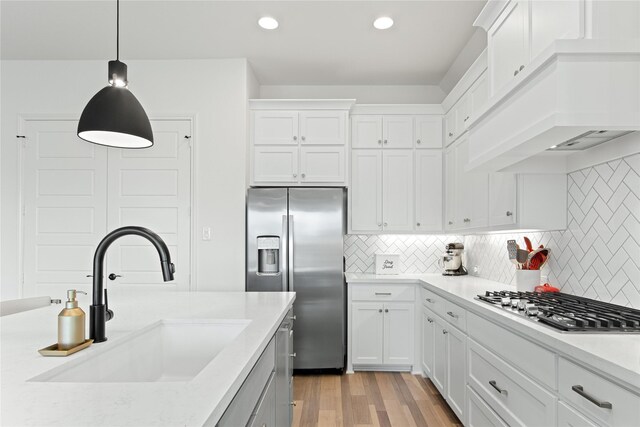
58;289;87;350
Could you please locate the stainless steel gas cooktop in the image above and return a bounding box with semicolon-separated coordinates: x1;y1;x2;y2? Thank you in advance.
476;291;640;333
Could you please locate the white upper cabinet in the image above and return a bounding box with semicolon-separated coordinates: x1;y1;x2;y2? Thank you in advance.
415;115;443;148
250;100;354;186
489;173;517;227
351;150;383;232
299;111;347;145
382;116;414;148
529;0;582;60
351;115;383;149
444;147;457;230
253;147;299;183
299;147;345;183
455;95;472;134
488;0;529;95
253;111;299;145
468;71;489;118
415;150;443;232
445;108;457;146
382;150;414;231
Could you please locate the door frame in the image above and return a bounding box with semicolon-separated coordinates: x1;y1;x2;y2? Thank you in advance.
17;113;197;296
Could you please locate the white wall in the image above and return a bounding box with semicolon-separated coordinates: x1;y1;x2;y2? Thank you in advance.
259;84;446;104
1;59;251;299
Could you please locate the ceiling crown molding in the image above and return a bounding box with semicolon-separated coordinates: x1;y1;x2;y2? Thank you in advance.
473;0;509;31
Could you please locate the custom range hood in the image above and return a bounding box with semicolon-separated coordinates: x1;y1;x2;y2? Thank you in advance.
466;39;640;173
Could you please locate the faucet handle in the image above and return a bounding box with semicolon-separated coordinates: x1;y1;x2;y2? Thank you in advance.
104;289;114;321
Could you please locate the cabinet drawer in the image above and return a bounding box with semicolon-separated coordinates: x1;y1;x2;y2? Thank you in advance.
248;372;276;427
558;358;640;427
217;338;276;426
467;312;556;389
468;339;556;427
420;287;446;318
467;386;509;427
443;299;467;332
351;284;415;302
558;401;600;427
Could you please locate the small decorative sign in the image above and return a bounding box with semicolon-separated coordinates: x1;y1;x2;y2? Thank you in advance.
375;253;400;275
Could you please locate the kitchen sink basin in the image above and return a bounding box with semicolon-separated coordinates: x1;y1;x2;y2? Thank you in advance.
30;319;251;383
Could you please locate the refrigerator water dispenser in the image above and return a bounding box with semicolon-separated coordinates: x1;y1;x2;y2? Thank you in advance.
257;236;280;274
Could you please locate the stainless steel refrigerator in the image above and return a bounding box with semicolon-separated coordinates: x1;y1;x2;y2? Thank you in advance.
246;188;346;371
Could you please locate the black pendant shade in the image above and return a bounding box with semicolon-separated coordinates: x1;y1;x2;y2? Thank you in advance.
78;83;153;149
77;0;153;149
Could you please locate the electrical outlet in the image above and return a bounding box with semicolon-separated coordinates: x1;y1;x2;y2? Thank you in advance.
202;227;211;241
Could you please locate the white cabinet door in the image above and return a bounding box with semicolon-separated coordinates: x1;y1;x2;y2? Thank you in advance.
489;173;517;227
382;150;413;231
456;138;488;229
444;145;457;230
383;116;414;148
445;325;467;421
445;108;457;146
351;150;382;232
351;303;384;365
299;111;346;145
469;72;489;120
454;139;471;228
253;147;299;184
530;0;582;60
422;310;436;378
415;150;443;232
253;111;299;145
455;94;472;134
432;318;447;395
351;116;383;149
383;303;414;365
299;146;345;184
488;0;529;95
415;116;443;149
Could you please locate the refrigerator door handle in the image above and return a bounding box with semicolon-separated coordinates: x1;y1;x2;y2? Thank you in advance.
281;214;288;292
288;214;294;291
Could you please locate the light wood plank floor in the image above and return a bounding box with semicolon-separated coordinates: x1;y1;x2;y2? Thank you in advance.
292;372;462;427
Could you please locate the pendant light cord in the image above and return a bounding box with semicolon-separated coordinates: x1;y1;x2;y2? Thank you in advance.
116;0;119;60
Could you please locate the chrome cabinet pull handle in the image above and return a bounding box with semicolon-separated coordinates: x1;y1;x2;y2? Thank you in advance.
301;136;306;141
448;132;454;137
289;315;296;320
519;64;525;71
108;273;122;281
490;380;508;396
290;352;297;358
290;401;297;407
378;139;382;144
425;298;434;303
293;135;297;141
383;139;388;144
375;292;392;295
442;330;448;335
378;309;383;313
572;385;612;409
506;211;513;216
301;173;306;178
514;69;519;76
384;309;389;313
446;311;459;319
427;318;433;323
448;221;453;225
417;139;421;144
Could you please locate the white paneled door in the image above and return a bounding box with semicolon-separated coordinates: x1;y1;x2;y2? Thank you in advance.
21;119;191;296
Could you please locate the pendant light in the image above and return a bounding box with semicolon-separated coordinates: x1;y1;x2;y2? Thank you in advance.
77;0;153;148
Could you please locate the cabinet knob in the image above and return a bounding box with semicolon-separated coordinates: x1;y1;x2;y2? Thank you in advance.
427;318;434;323
519;64;525;71
464;116;470;122
383;140;388;144
385;309;389;313
448;132;454;137
301;136;306;141
425;298;434;303
448;221;453;225
378;139;382;145
290;352;297;358
417;139;421;144
291;401;297;407
378;309;383;313
383;222;388;227
301;173;306;178
514;69;519;76
293;135;298;141
416;222;421;227
289;315;296;320
506;211;513;217
293;174;297;178
442;330;448;335
378;222;382;227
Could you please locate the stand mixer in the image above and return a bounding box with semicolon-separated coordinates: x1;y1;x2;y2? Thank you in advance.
439;243;468;276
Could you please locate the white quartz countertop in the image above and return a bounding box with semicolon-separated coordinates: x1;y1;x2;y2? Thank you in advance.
346;273;640;393
0;290;295;427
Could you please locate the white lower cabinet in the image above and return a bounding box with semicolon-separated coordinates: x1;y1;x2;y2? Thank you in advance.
349;284;415;370
557;401;600;427
468;386;509;427
421;311;435;378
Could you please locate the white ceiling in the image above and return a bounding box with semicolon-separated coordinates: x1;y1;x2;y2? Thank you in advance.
1;1;487;85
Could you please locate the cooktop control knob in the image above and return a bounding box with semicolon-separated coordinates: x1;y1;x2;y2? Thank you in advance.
511;299;520;308
501;297;511;306
525;304;539;316
517;300;528;311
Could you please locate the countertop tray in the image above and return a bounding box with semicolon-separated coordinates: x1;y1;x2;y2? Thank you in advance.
38;339;93;356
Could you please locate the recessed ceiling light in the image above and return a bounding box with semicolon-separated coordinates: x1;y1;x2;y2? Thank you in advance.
373;17;394;30
258;17;279;30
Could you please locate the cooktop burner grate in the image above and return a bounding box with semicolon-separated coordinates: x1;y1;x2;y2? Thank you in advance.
476;291;640;333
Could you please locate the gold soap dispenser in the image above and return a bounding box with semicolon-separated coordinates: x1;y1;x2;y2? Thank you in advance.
58;289;87;350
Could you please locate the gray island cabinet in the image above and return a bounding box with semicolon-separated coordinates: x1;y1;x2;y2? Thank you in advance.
217;309;294;427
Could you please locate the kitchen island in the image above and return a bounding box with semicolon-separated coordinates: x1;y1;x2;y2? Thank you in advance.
0;289;295;426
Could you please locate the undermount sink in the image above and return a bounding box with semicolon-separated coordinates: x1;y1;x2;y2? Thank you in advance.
31;319;251;383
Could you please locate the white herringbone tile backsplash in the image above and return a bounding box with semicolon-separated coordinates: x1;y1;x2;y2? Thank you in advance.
344;235;462;274
466;153;640;308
